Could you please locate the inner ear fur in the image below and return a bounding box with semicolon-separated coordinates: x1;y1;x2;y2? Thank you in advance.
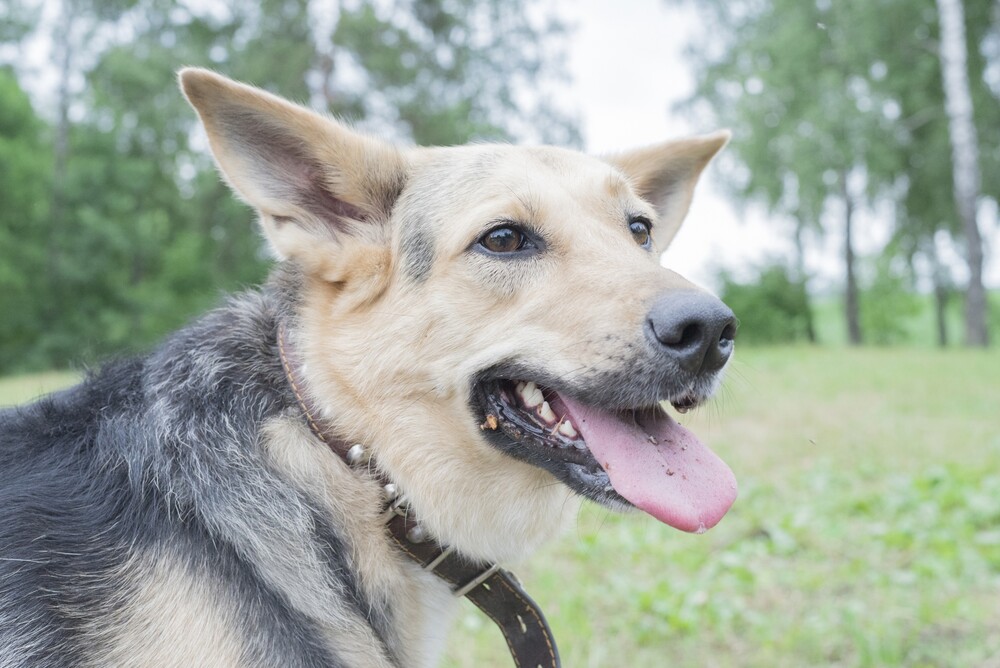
606;131;729;248
178;67;408;267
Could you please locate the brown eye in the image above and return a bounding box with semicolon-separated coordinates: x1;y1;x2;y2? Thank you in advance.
479;226;526;254
629;218;652;248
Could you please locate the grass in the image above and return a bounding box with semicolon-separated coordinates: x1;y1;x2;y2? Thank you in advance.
3;348;999;666
0;370;80;407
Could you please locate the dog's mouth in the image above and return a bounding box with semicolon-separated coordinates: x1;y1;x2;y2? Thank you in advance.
474;379;737;533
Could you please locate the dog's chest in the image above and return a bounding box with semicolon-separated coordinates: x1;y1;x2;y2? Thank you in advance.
393;565;461;667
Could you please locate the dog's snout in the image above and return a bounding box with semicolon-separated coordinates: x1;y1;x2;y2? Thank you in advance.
646;292;737;374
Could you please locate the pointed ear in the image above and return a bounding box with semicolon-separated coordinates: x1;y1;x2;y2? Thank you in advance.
178;68;407;278
606;131;729;248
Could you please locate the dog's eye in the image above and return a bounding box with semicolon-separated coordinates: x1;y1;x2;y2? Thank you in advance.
629;218;652;248
479;226;526;254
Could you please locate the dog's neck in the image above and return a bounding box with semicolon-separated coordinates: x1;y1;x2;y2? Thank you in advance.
275;323;561;668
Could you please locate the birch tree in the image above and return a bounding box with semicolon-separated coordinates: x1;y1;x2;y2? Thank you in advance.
936;0;989;346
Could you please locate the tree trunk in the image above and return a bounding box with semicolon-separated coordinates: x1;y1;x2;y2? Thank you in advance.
841;175;862;346
936;0;989;346
929;243;950;347
46;2;76;326
793;222;817;343
934;282;949;348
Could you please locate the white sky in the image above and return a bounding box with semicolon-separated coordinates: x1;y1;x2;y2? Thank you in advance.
559;0;999;292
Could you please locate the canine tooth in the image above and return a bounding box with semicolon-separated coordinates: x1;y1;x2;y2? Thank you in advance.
539;401;557;423
516;381;525;394
558;420;577;438
521;383;543;408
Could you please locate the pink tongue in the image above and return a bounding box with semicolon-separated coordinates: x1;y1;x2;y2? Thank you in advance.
558;396;737;533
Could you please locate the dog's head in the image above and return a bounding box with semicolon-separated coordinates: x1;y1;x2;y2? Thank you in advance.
181;69;737;562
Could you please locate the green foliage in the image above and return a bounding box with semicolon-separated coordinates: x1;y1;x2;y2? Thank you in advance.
0;68;52;371
859;255;923;346
719;263;814;344
334;0;580;146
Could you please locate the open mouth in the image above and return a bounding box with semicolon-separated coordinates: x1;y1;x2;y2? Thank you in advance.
474;378;737;533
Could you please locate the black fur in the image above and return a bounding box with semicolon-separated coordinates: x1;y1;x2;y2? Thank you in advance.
0;270;394;666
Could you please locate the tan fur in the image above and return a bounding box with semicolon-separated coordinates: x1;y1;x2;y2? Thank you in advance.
178;67;729;664
86;554;245;668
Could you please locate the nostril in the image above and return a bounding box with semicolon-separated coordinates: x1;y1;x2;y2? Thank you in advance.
720;321;737;345
676;322;704;350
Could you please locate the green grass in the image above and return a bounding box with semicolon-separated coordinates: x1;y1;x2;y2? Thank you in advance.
0;371;80;406
4;350;1000;667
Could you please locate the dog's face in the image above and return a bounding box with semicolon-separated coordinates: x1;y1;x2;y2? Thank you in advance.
181;70;737;562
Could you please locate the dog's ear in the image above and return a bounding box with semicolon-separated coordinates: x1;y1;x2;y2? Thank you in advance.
607;131;729;248
179;68;406;283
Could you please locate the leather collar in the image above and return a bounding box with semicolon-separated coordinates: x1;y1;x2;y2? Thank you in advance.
277;324;561;668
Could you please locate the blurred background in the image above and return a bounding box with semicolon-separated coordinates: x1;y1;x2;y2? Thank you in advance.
1;0;999;666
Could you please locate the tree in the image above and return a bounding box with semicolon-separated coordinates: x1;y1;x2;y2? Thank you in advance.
332;0;580;147
719;263;814;345
0;68;51;371
936;0;989;346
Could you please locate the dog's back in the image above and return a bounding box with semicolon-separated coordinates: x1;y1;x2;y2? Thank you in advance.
1;358;145;664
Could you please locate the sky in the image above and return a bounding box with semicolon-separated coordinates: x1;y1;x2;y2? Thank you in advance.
558;0;999;292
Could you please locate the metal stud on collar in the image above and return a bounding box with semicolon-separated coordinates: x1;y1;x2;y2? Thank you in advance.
346;443;368;465
406;523;430;543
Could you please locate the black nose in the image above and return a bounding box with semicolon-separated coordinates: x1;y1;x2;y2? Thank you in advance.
646;291;737;374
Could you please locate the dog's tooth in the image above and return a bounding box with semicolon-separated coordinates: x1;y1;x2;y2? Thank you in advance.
522;383;543;408
539;401;557;423
558;420;577;438
516;381;525;395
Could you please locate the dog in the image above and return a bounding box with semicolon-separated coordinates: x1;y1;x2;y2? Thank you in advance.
0;69;738;667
